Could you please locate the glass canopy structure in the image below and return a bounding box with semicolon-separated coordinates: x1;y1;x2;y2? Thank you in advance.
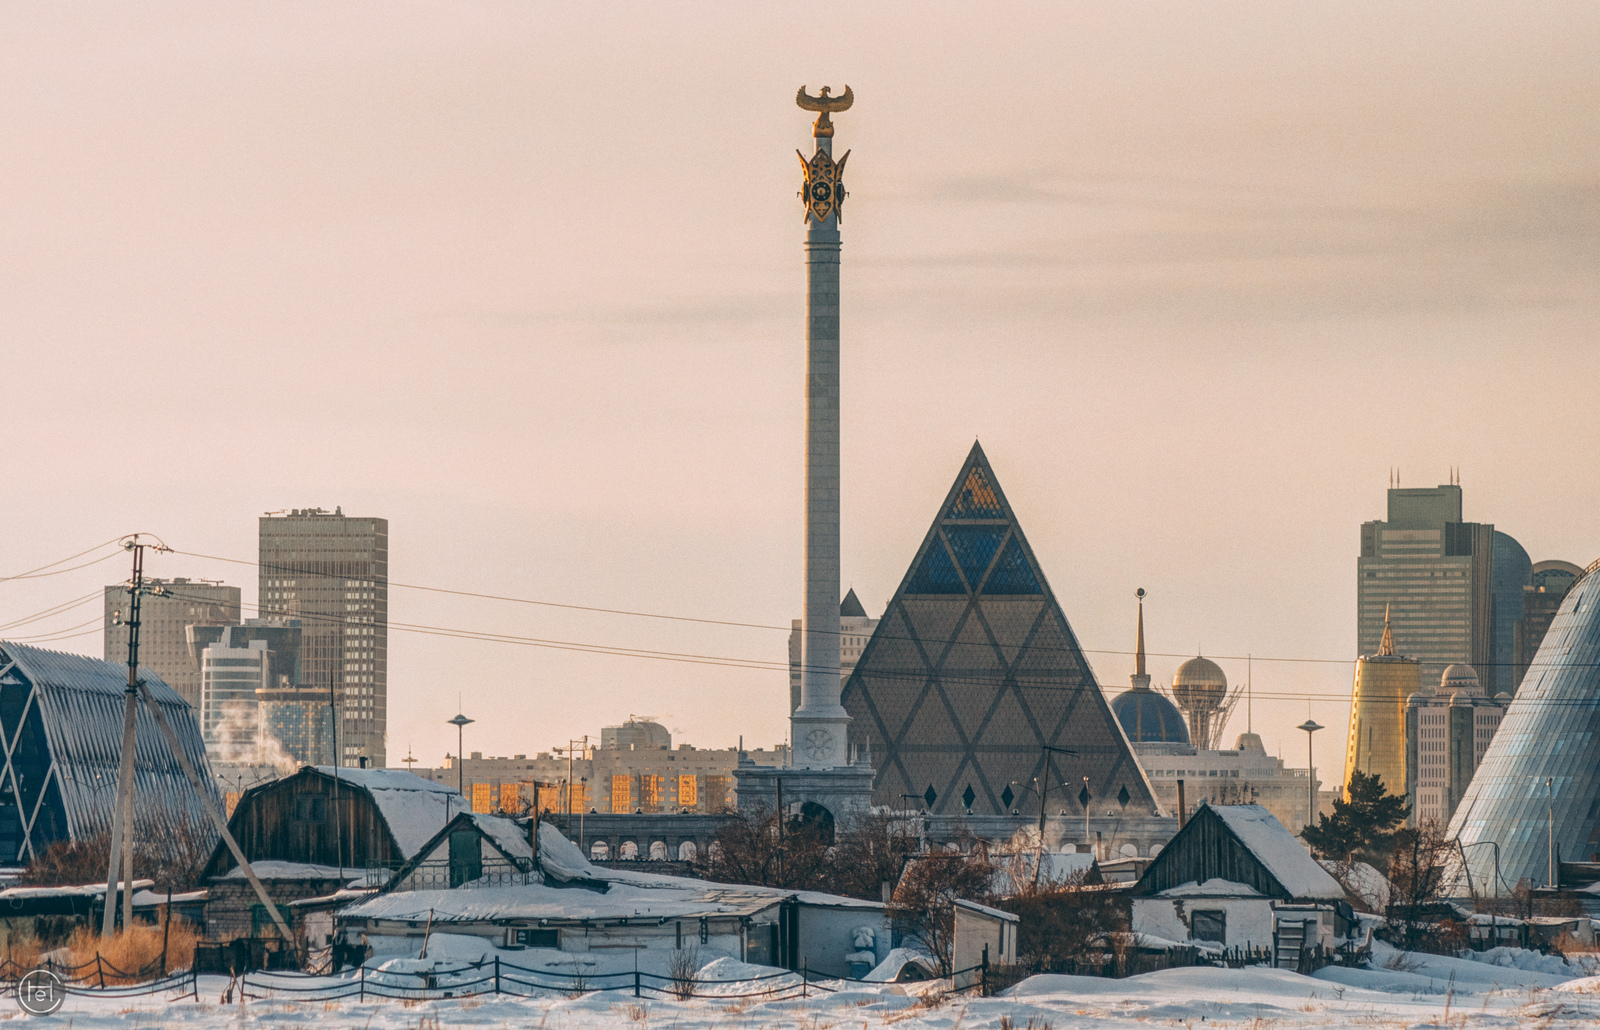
1449;559;1600;889
0;642;216;864
840;442;1156;817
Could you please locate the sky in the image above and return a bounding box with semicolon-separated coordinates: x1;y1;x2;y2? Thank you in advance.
2;2;1596;780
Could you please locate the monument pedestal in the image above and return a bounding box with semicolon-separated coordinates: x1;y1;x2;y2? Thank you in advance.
733;755;876;829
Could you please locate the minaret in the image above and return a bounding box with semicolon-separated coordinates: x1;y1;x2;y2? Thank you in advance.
790;85;854;770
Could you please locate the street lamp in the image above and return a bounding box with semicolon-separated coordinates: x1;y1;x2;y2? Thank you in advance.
448;712;474;798
1297;720;1323;835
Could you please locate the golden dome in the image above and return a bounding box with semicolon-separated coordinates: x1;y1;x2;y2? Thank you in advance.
1172;655;1227;710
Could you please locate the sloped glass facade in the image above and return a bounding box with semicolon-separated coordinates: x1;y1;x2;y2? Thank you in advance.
840;443;1156;816
0;642;217;863
1449;561;1600;888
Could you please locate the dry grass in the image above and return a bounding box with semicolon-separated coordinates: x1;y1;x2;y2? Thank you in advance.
2;920;198;983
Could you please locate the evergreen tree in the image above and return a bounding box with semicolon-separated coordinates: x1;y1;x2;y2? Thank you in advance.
1302;770;1408;864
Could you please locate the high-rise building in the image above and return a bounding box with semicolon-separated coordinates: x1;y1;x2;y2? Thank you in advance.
103;577;241;709
259;508;388;767
1405;663;1508;826
837;442;1158;817
199;639;272;759
1357;483;1530;693
1450;560;1600;887
258;685;334;766
789;589;880;714
1344;605;1422;797
1513;561;1586;688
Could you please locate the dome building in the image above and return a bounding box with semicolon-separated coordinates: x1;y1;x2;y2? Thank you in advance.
1450;559;1600;887
1117;597;1319;833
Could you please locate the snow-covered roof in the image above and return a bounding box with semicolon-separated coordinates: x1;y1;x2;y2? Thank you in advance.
342;878;783;925
314;767;462;859
1208;805;1345;900
954;898;1019;922
1321;859;1391;911
220;861;384;882
471;812;532;861
131;889;206;907
0;880;152;900
1155;878;1264;898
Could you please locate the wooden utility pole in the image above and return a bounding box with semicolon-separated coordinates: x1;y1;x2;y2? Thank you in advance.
103;537;151;936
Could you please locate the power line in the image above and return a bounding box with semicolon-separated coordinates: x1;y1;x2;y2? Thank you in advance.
144;586;1600;709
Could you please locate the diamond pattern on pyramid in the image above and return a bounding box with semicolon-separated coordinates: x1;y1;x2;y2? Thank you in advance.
840;442;1156;816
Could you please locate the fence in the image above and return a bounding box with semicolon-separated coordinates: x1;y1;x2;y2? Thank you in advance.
0;956;992;1004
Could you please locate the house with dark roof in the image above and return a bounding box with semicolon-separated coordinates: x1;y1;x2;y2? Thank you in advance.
1129;803;1351;962
0;642;216;864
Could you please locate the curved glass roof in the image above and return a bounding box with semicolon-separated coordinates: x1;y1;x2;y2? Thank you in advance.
1449;562;1600;889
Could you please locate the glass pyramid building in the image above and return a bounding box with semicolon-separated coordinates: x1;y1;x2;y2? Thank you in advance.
1449;559;1600;888
840;443;1157;817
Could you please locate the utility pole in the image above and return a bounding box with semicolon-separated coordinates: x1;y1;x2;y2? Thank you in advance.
103;536;163;936
1035;744;1076;888
98;536;295;947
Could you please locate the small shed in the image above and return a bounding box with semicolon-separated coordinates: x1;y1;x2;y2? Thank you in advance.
1130;803;1350;954
952;898;1018;988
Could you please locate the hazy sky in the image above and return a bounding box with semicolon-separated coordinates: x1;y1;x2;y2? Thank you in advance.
3;2;1596;778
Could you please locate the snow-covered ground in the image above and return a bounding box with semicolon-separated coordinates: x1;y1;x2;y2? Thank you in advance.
26;944;1600;1028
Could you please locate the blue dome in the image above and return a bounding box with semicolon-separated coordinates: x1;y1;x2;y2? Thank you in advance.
1112;688;1189;744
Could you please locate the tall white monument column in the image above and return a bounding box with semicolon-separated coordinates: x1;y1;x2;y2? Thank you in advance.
790;86;852;769
735;86;874;822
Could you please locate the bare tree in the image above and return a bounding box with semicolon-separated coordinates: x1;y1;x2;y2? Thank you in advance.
888;849;995;975
1385;819;1457;952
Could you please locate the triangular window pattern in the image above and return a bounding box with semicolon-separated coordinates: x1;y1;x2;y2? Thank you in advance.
946;468;1003;520
944;526;1005;588
841;442;1157;818
984;536;1042;595
907;540;964;594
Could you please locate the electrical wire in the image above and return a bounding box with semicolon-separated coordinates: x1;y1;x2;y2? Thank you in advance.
0;538;124;581
144;586;1600;708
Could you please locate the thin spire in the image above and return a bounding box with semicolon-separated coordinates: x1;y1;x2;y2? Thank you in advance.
1135;588;1146;677
1378;603;1395;657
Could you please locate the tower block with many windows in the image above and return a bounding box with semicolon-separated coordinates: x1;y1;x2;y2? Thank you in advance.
259;509;388;767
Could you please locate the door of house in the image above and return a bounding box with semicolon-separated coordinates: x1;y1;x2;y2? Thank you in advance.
449;830;483;887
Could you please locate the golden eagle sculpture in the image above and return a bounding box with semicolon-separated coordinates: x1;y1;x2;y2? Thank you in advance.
796;84;854;137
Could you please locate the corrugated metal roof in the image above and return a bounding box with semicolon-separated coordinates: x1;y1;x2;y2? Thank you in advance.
0;642;217;861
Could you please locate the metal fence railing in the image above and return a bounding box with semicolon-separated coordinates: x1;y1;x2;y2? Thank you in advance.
0;956;992;1004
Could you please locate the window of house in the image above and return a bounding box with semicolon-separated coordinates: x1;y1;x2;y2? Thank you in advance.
1190;910;1226;943
295;796;327;822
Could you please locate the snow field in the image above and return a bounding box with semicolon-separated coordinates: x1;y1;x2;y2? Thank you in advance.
25;958;1600;1029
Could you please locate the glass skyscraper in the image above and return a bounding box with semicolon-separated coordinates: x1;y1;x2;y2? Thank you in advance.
259;509;388;767
1357;484;1529;693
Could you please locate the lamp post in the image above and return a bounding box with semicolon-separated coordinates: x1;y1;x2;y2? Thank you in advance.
1297;720;1323;835
1547;776;1555;888
448;712;474;799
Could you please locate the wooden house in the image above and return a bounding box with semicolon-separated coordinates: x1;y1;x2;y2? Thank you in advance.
200;766;464;945
1129;803;1351;960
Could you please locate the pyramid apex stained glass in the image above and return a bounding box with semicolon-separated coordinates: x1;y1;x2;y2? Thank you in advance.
841;444;1156;817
